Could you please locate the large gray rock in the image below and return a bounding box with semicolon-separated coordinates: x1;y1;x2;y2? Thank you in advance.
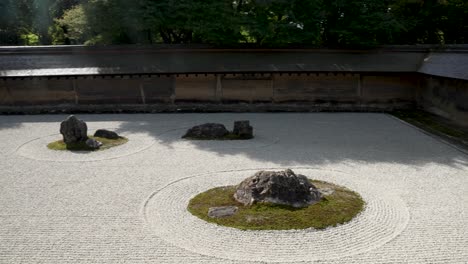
234;169;322;208
60;115;88;144
233;120;253;139
182;123;229;139
94;129;120;139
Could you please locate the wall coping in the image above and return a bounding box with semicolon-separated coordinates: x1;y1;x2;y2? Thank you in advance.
1;45;467;80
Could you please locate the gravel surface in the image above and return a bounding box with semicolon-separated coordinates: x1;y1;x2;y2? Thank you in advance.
0;113;467;263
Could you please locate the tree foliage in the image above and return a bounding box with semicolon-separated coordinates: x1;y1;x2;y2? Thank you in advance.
1;0;467;47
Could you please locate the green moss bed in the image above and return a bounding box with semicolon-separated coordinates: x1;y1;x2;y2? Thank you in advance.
188;180;365;230
47;136;128;151
392;110;468;140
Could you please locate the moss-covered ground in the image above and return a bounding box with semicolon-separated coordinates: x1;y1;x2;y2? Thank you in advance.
391;110;468;147
188;180;364;230
47;136;128;151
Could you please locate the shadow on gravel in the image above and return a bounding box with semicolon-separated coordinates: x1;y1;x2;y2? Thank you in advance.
113;113;468;168
2;113;467;168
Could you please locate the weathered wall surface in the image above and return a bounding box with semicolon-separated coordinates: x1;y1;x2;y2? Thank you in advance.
0;73;417;112
418;76;468;127
3;73;467;128
273;74;358;103
361;75;418;103
175;75;216;102
221;74;273;103
0;78;75;105
2;46;467;127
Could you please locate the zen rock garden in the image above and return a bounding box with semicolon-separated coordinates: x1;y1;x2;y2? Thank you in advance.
3;113;467;263
48;115;128;151
188;169;364;230
182;121;253;140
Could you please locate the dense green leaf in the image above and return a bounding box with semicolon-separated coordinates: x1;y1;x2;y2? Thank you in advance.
0;0;467;46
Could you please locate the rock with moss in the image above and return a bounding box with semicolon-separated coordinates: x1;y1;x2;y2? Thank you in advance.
233;121;253;139
234;169;322;208
182;123;229;139
94;129;120;139
60;115;88;144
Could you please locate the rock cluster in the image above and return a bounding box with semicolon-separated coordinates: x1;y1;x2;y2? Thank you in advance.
234;169;322;208
59;115;121;150
182;123;230;139
182;121;254;139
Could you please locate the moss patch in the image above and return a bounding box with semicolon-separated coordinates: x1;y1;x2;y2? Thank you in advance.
391;110;468;145
47;136;128;151
187;180;364;230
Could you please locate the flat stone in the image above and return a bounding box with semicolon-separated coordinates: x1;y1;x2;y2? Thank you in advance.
94;129;120;139
208;206;238;218
182;123;229;139
60;115;88;144
234;169;322;208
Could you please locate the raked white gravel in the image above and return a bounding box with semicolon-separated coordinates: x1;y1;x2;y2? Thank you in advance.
0;113;467;263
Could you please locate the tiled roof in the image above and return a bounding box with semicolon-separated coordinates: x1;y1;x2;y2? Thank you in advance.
0;46;467;80
418;53;468;80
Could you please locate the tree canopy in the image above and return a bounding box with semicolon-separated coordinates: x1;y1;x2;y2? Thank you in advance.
1;0;467;47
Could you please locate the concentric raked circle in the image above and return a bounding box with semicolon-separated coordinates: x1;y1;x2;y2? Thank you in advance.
154;127;279;150
15;128;155;162
144;168;409;262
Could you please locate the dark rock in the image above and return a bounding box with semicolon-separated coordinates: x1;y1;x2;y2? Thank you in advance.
85;138;102;150
233;120;253;139
182;123;229;139
234;169;322;208
94;129;120;139
60;115;88;144
208;206;238;218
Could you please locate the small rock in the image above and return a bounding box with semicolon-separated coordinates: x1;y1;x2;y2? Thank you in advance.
85;138;102;150
234;169;322;208
94;129;120;139
319;188;335;196
208;206;238;218
182;123;229;139
60;115;88;144
233;120;253;139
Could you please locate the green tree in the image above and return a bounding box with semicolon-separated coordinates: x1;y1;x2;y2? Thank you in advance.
0;0;36;45
237;0;323;45
54;4;88;44
136;0;241;44
392;0;445;44
2;0;467;46
439;0;468;44
323;0;404;47
0;0;19;44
